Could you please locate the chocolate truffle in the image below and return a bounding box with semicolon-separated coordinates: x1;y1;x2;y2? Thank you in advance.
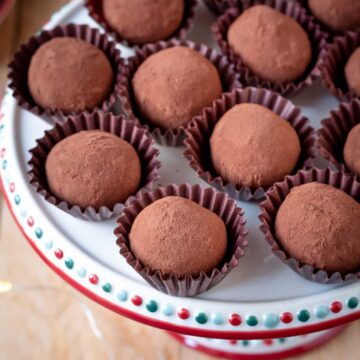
132;46;222;130
275;182;360;273
308;0;360;32
28;37;113;112
344;123;360;176
45;130;141;209
210;104;301;188
345;48;360;96
227;5;312;83
129;196;227;277
103;0;184;44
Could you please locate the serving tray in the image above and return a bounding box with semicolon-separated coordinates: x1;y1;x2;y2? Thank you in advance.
1;0;358;357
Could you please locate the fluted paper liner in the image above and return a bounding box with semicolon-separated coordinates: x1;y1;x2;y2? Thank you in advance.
28;111;161;221
184;87;316;201
85;0;197;48
212;0;327;96
8;23;124;121
117;39;242;146
259;168;360;284
317;99;360;176
321;29;360;102
114;183;248;297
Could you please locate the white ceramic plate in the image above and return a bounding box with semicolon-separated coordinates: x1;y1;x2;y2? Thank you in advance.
1;0;359;340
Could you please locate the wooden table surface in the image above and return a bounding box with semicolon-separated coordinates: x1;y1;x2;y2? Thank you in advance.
0;1;360;359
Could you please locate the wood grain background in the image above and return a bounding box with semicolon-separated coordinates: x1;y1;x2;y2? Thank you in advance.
1;1;360;359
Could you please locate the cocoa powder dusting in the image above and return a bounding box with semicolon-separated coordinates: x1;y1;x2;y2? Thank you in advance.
275;182;360;273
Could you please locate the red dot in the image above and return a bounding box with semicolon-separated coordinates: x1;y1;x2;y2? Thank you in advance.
263;339;273;346
280;312;293;324
330;301;343;313
178;308;190;320
89;274;99;285
9;183;15;193
131;295;143;306
27;216;34;227
54;248;63;259
229;340;237;346
1;148;6;158
228;314;242;326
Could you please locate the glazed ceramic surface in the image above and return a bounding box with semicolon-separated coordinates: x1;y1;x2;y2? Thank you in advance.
1;0;358;340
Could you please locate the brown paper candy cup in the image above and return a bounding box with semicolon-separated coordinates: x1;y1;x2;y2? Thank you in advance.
8;23;124;121
85;0;197;48
28;111;161;221
212;0;327;96
259;167;360;284
117;39;242;146
114;183;248;297
202;0;248;15
320;29;360;102
317;99;360;176
183;87;316;201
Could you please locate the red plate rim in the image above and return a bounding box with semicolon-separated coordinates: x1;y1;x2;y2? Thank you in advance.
2;175;360;340
0;0;15;24
168;326;345;359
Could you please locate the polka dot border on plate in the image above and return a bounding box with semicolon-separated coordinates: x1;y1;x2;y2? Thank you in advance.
1;83;360;336
2;153;360;329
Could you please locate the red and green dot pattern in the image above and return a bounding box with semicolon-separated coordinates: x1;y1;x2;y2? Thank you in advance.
3;163;360;331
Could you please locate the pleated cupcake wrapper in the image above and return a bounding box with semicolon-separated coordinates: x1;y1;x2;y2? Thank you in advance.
28;111;161;221
316;99;360;176
202;0;248;15
259;167;360;284
117;39;242;147
320;29;360;103
183;87;316;201
8;23;124;122
114;183;248;297
85;0;197;48
212;0;327;96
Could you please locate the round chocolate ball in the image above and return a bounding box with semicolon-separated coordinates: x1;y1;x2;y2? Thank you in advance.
103;0;184;44
28;37;113;112
308;0;360;32
132;46;222;130
227;5;312;84
45;130;141;210
129;196;227;277
210;104;301;188
344;123;360;176
275;182;360;273
345;48;360;96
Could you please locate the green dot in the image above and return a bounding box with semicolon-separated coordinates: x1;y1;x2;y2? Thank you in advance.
347;297;359;309
278;338;286;343
35;228;43;239
14;194;20;205
146;300;158;313
195;312;208;324
241;340;249;346
297;310;310;322
102;283;112;293
246;315;258;326
64;258;74;269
